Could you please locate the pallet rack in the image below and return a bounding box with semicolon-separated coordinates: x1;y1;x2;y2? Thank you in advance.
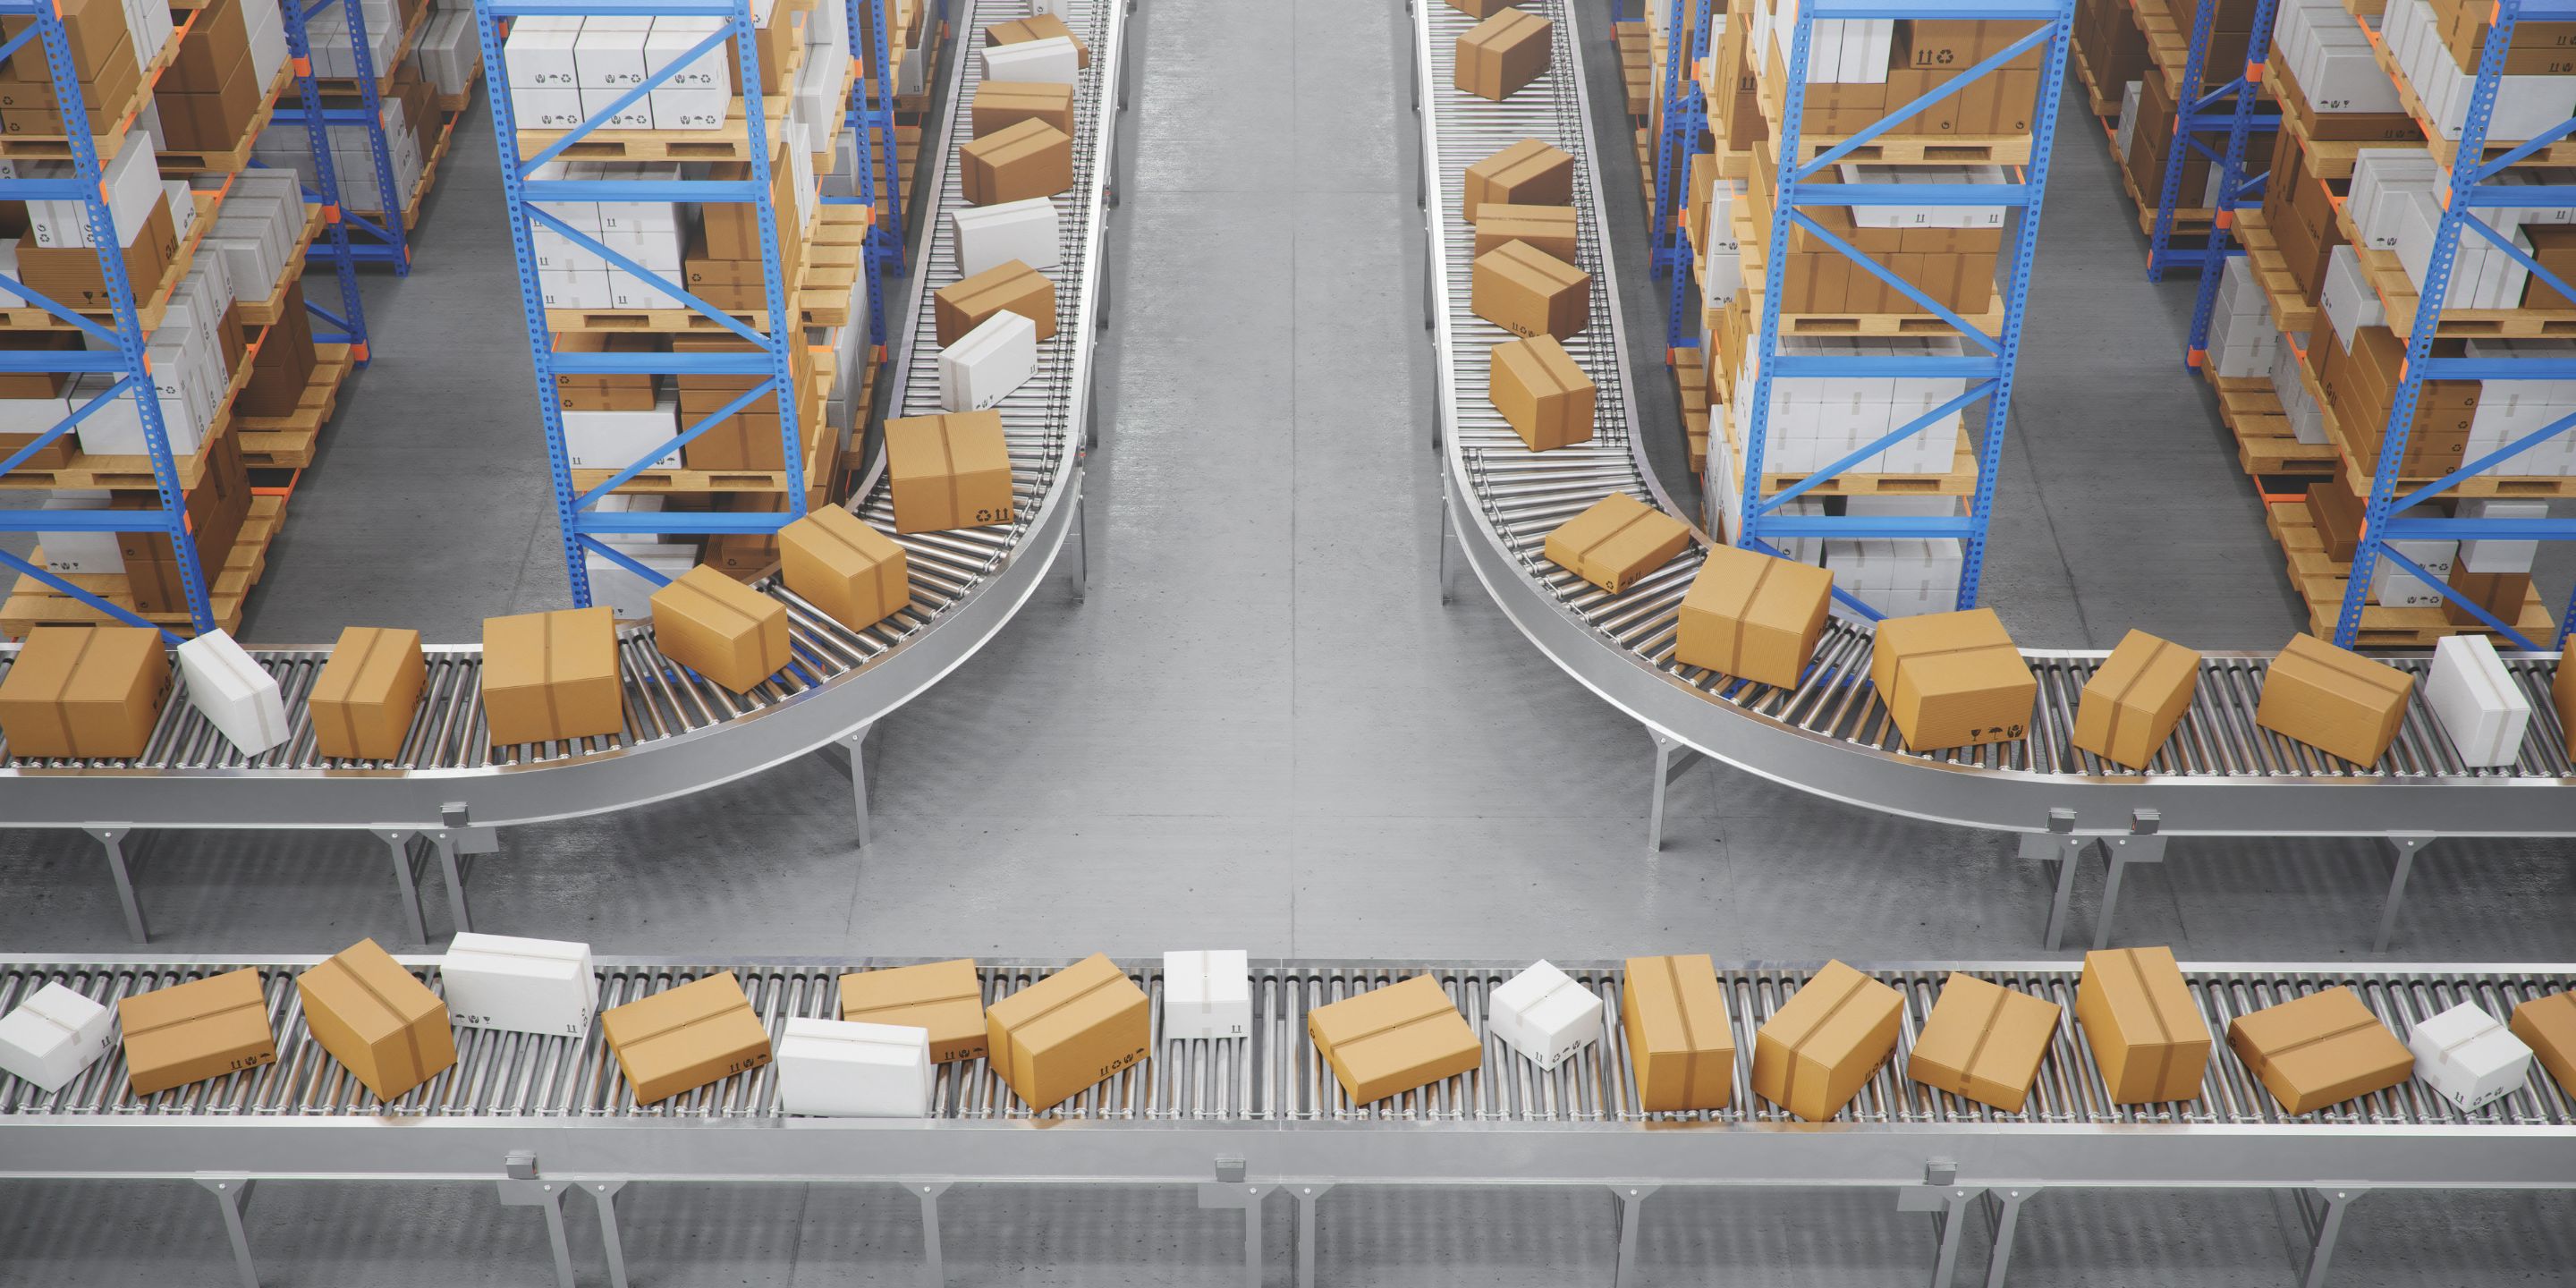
269;0;419;274
843;0;900;350
2144;0;2283;277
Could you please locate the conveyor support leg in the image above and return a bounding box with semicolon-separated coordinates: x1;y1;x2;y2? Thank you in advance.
2020;809;2083;951
589;1182;631;1288
195;1176;258;1288
1197;1163;1274;1287
88;826;147;942
1291;1182;1334;1288
428;812;496;936
2292;1187;2366;1288
1896;1165;1983;1288
1607;1184;1657;1288
842;724;876;848
376;828;430;944
1645;729;1703;854
496;1174;578;1288
1977;1187;2036;1288
2375;835;2435;952
2092;809;2165;952
913;1181;950;1288
1437;491;1457;603
1072;492;1092;602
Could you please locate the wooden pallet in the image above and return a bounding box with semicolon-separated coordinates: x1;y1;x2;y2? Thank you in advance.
2265;499;2556;647
1711;386;1981;497
2068;38;2123;119
2131;0;2275;107
0;189;225;334
2115;145;2215;242
235;206;328;326
153;62;293;175
2359;230;2576;341
235;343;358;470
2204;368;2340;478
2232;208;2321;335
543;204;867;333
568;352;835;495
0;350;260;492
1725;209;2007;337
0;22;188;160
434;56;484;114
2;493;284;640
1673;346;1709;475
516;0;837;163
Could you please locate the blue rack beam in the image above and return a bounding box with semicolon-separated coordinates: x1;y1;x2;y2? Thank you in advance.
2146;0;2283;282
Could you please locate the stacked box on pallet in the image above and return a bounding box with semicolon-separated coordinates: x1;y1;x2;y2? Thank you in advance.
1825;497;1964;620
252;99;426;216
2383;0;2576;141
1731;335;1968;477
2207;256;2280;379
304;0;405;81
2275;0;2402;118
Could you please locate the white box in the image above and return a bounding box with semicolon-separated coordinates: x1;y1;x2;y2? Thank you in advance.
564;397;682;469
951;198;1061;276
981;35;1080;86
940;309;1038;412
176;631;289;754
2426;634;2532;767
2366;538;2455;606
29;144;164;249
573;26;648;89
1486;960;1605;1071
775;1017;934;1116
0;982;115;1093
2321;244;2385;351
2457;498;2547;573
578;87;653;130
2407;1001;2534;1112
507;19;582;87
38;494;123;575
517;86;589;130
440;933;599;1037
649;84;729;130
1161;950;1251;1040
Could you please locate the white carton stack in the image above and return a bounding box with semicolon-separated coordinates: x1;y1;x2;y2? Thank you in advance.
1487;961;1606;1070
950;198;1061;276
2406;1001;2535;1111
564;393;682;469
1758;0;1893;84
1838;164;2010;231
1162;950;1251;1040
641;17;730;128
2390;190;2530;310
503;16;585;126
203;171;307;308
2318;243;2385;352
440;933;599;1036
2463;340;2576;476
0;982;116;1093
2207;255;2281;379
176;630;292;754
2269;340;2328;445
981;35;1080;85
2347;149;2436;252
305;0;402;80
257;100;425;212
1699;179;1743;303
572;15;655;129
1733;336;1968;476
2365;538;2457;606
2383;0;2576;140
776;1019;934;1116
2275;0;2402;116
528;161;686;309
1826;496;1965;618
24;143;164;250
1712;419;1824;563
36;493;123;575
2458;497;2549;572
2114;80;2144;158
416;9;479;97
939;310;1037;411
2425;634;2532;766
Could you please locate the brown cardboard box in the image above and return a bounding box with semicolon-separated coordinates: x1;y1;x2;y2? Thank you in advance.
1543;493;1690;594
2556;651;2576;758
841;959;988;1063
157;46;265;152
983;13;1091;67
1447;0;1521;15
2509;989;2576;1097
1750;961;1903;1122
961;118;1072;206
119;968;276;1096
1907;972;2060;1113
2443;567;2530;628
0;332;78;400
984;953;1150;1111
780;506;911;629
1623;953;1735;1112
2076;946;2210;1103
971;80;1077;139
1675;546;1834;689
481;606;625;746
296;938;456;1101
2428;0;2576;74
116;432;250;616
0;625;168;760
601;970;773;1105
934;259;1058;347
0;38;140;135
1454;9;1551;102
1487;334;1594;452
165;0;251;93
2257;633;2411;767
699;147;806;262
2523;226;2576;309
2306;475;2364;563
309;626;426;760
1471;203;1579;262
2071;629;2201;769
1462;139;1573;222
0;0;138;85
886;411;1015;533
1472;241;1589;339
2227;987;2413;1114
17;200;174;315
1309;974;1482;1105
1869;608;2037;750
651;564;789;693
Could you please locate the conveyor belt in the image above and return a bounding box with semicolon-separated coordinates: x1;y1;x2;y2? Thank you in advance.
0;0;1122;832
2;955;2571;1189
1414;0;2576;839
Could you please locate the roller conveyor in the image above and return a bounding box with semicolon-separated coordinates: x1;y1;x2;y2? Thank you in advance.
0;0;1123;835
1412;0;2576;846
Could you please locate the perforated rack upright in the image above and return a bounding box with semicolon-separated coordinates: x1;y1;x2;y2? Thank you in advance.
273;0;417;275
2148;0;2284;281
276;0;379;356
1732;0;2073;618
843;0;897;349
474;0;810;608
1650;0;1716;314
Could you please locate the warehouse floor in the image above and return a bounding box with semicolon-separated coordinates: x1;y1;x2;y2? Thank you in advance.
3;0;2572;1284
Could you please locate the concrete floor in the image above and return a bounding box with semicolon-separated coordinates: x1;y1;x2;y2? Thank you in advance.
1;0;2572;1284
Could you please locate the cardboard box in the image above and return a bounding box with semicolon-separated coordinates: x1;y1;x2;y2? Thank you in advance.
1487;334;1595;452
600;970;773;1105
0;624;169;760
1447;0;1519;15
2407;1001;2534;1112
2425;634;2531;767
886;411;1015;533
175;629;288;755
650;564;789;693
1542;493;1690;594
2510;989;2576;1097
779;506;910;629
984;953;1150;1111
1675;545;1834;689
0;981;115;1093
2306;475;2365;562
970;80;1077;141
2075;945;2209;1103
949;195;1061;276
960;118;1072;206
1488;960;1606;1070
2071;629;2201;769
1868;608;2037;750
979;33;1080;85
2443;568;2531;629
1472;203;1580;262
1750;961;1903;1122
297;937;457;1101
1308;974;1482;1105
481;606;625;745
934;258;1058;347
1162;949;1251;1041
2256;633;2411;767
1462;139;1574;222
2227;986;2413;1114
15;200;174;316
1472;240;1590;339
840;959;987;1063
1906;971;2061;1113
940;309;1039;412
1622;953;1735;1112
776;1017;934;1116
983;13;1090;68
1454;8;1551;102
0;0;140;84
309;626;427;761
119;968;276;1096
438;932;597;1038
2560;660;2576;762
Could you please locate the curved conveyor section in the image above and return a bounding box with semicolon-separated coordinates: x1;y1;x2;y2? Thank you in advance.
1414;0;2576;839
0;0;1123;831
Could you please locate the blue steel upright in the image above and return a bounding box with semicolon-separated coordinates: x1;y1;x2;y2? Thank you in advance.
2181;0;2280;361
1735;0;2072;619
276;0;418;275
476;0;810;608
1657;0;1716;351
2147;0;2282;281
0;0;211;638
2337;0;2576;648
276;0;377;361
843;0;897;348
